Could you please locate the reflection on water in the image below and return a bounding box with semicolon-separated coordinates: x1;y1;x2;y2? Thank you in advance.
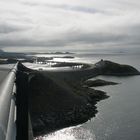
24;62;83;71
41;125;96;140
41;112;120;140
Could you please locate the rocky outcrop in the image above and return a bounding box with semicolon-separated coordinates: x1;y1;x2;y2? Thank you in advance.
95;60;140;75
84;79;119;87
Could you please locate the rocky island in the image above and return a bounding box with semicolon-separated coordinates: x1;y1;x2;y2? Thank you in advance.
84;79;119;87
95;60;140;75
16;60;140;138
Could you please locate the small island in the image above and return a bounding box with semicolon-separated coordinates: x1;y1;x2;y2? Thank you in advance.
84;79;119;87
95;60;140;75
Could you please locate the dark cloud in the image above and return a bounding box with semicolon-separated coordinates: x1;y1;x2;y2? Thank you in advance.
0;24;20;34
0;23;29;34
0;38;67;47
1;28;140;48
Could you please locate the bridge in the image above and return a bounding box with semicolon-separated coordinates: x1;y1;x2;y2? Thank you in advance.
0;62;33;140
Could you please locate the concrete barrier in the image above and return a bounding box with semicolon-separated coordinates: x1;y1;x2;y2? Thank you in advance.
0;63;18;140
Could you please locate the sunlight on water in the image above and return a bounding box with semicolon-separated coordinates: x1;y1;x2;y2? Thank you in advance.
23;62;81;71
40;125;96;140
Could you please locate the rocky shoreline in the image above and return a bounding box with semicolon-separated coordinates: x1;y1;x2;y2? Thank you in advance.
17;60;140;138
31;85;108;137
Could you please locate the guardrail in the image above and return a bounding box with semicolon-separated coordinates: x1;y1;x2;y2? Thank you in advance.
0;63;18;140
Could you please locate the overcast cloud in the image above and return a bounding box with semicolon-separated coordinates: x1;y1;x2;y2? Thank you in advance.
0;0;140;51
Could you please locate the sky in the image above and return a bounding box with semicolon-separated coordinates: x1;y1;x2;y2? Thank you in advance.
0;0;140;52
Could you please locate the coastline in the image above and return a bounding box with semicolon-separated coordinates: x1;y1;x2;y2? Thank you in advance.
29;70;109;137
16;60;140;138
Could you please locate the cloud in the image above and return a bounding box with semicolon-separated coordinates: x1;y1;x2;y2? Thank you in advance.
22;1;101;14
0;22;32;34
0;0;140;51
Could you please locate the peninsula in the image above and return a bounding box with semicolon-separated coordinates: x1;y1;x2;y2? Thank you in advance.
16;60;140;137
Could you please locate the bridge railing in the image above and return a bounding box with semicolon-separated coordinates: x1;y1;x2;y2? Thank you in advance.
0;63;18;140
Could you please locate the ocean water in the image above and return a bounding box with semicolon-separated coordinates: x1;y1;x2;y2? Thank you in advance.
0;52;139;140
42;52;140;140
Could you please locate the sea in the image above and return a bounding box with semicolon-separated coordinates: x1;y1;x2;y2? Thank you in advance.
0;50;140;140
37;51;140;140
